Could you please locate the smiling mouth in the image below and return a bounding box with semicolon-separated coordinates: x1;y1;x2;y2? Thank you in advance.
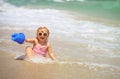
40;37;45;40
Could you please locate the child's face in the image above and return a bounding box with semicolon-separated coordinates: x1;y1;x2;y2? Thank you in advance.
37;28;49;42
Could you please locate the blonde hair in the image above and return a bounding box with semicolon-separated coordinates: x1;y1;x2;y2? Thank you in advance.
37;26;50;36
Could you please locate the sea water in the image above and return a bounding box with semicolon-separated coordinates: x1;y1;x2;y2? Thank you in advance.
0;0;120;79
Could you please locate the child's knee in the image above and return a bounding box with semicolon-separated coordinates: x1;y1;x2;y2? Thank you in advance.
26;46;31;50
25;46;32;52
25;46;34;57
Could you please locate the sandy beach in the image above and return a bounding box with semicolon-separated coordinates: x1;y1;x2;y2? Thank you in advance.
0;51;63;79
0;51;87;79
0;50;120;79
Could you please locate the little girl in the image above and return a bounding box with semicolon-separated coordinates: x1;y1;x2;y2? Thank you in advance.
25;26;56;60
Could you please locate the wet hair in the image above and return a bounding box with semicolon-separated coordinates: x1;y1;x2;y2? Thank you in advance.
37;26;50;36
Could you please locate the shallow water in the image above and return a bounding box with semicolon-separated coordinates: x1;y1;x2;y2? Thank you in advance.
0;0;120;79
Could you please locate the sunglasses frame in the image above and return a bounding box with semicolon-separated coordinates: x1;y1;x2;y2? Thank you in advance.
39;32;48;36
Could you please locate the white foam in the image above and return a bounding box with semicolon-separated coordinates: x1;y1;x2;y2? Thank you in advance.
52;0;64;2
59;61;120;71
27;58;120;71
52;0;85;3
0;3;74;30
24;55;120;70
26;56;53;64
0;0;17;11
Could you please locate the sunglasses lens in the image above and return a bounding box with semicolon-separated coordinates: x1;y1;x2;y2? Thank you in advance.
44;33;47;36
39;33;42;36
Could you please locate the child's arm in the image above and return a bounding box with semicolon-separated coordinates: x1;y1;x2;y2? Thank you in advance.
47;43;56;60
25;38;36;44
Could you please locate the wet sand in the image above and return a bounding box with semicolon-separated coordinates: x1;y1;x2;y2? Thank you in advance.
0;51;82;79
0;50;119;79
0;51;61;79
0;51;73;79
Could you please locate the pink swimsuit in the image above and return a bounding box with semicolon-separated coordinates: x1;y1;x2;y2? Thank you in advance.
33;44;47;57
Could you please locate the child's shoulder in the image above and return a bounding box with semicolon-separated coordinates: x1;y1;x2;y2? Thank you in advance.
32;38;38;42
47;42;51;47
